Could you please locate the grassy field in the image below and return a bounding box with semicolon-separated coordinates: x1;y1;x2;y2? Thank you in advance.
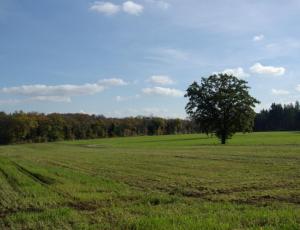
0;132;300;229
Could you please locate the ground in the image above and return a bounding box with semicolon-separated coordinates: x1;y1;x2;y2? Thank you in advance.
0;132;300;229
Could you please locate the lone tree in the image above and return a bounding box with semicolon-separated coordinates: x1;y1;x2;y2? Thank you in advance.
185;73;259;144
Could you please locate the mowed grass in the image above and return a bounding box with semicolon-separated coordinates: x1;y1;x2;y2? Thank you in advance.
0;132;300;229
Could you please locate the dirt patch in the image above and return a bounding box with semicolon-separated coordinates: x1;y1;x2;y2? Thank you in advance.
0;167;22;193
174;155;200;160
82;145;107;148
168;186;210;198
234;195;300;206
214;183;299;195
14;163;56;185
167;184;300;206
45;160;92;175
69;200;112;211
0;207;44;218
177;182;298;197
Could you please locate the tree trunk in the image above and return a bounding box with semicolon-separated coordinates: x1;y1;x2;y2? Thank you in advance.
221;132;226;144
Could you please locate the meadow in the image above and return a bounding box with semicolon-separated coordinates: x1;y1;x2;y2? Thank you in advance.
0;132;300;229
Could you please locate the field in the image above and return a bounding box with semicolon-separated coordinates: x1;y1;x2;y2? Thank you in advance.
0;132;300;229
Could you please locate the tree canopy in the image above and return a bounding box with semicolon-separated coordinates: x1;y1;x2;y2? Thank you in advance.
185;73;260;144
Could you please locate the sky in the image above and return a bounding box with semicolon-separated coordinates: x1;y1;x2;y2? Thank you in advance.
0;0;300;118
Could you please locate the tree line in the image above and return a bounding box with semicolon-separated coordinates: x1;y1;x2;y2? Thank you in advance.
0;112;199;145
0;101;299;145
254;101;300;131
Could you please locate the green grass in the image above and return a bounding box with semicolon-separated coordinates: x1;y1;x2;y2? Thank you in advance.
0;132;300;229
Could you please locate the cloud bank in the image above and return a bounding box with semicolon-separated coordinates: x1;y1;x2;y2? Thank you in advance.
0;78;127;103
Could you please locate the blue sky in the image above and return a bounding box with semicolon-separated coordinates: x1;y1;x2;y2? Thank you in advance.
1;0;300;118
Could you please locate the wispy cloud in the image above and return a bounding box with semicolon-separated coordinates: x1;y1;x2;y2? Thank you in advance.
166;1;300;33
0;96;71;105
142;107;169;116
1;84;105;96
265;39;300;56
145;48;190;63
155;1;170;10
115;94;140;102
106;107;184;118
98;78;127;86
0;78;127;96
0;78;127;103
147;75;174;85
271;89;290;95
158;48;189;60
145;0;170;10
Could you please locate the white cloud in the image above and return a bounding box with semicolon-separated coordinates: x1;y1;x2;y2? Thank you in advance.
255;103;270;112
29;96;71;102
142;107;168;115
158;48;189;60
0;78;127;104
250;63;285;76
271;89;290;95
146;48;190;63
265;39;300;55
123;1;144;15
253;34;264;41
115;96;124;102
115;94;140;102
217;67;250;78
142;87;184;97
90;1;120;15
98;78;128;86
0;96;71;105
79;110;94;115
106;107;185;118
1;84;105;96
156;1;170;9
145;0;170;10
266;43;278;50
147;75;174;85
0;78;127;97
90;1;145;16
142;107;187;118
0;99;21;105
296;85;300;92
